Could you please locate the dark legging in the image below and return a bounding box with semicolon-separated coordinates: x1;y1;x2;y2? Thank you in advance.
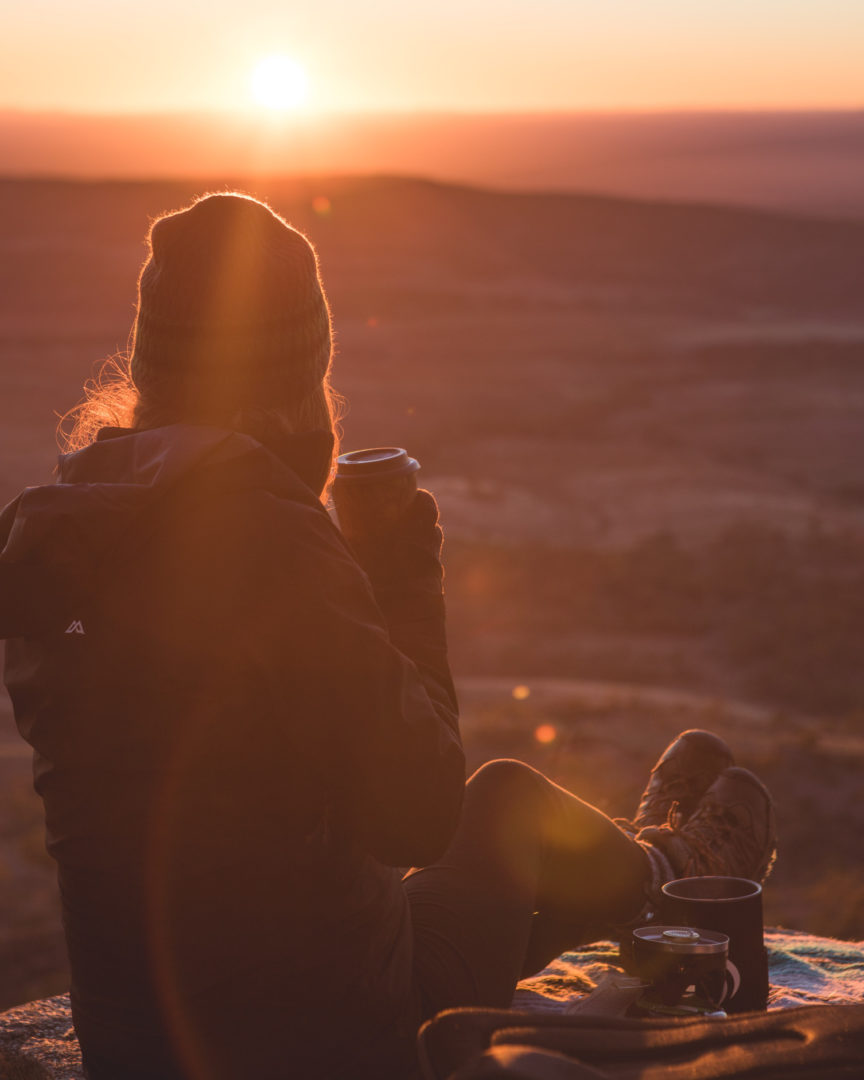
404;759;651;1018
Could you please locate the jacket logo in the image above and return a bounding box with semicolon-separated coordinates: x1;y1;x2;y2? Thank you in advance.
65;620;86;635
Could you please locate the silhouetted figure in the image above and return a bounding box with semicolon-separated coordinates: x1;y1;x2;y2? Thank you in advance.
0;194;775;1079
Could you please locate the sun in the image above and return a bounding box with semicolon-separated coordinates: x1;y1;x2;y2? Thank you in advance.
250;56;308;111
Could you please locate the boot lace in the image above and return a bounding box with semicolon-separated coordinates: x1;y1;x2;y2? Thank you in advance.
677;800;760;878
615;796;684;837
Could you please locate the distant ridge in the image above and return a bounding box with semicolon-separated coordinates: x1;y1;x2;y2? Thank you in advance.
2;172;863;336
2;109;864;219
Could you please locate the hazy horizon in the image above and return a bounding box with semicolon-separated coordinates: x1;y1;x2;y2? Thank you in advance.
3;108;864;220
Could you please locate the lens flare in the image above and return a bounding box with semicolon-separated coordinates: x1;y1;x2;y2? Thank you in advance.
534;724;557;744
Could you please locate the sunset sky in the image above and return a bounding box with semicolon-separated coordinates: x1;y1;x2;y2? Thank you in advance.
3;0;863;115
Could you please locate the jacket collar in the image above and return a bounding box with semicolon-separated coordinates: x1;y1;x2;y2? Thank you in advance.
92;425;335;497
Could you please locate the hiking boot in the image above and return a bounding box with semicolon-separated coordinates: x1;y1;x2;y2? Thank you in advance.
638;766;778;884
616;729;734;836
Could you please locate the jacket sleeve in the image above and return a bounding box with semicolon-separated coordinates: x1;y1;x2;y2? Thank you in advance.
246;489;465;868
344;490;458;741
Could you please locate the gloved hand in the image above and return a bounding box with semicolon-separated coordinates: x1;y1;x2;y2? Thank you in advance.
346;489;443;585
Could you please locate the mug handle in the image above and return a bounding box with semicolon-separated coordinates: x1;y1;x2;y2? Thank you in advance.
720;960;742;1004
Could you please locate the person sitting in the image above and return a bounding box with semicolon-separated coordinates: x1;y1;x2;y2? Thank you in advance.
0;193;776;1080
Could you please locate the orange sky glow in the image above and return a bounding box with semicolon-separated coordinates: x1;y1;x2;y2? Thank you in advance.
3;0;863;115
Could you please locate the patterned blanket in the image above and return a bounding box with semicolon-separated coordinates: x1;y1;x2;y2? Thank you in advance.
1;931;861;1079
513;929;864;1012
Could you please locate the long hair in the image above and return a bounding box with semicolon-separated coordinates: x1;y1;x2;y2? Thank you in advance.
60;193;341;494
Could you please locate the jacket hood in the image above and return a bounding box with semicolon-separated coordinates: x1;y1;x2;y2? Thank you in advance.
0;423;334;639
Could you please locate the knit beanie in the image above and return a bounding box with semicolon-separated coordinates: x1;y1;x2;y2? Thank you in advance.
130;193;332;409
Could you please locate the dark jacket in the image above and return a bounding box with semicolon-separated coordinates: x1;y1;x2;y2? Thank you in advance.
0;424;465;1080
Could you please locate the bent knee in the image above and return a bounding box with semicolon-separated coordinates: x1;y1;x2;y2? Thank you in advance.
465;759;547;806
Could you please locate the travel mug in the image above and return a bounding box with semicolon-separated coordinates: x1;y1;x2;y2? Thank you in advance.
332;447;420;539
660;876;769;1012
631;925;737;1014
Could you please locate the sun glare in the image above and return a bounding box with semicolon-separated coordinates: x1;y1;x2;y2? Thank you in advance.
250;56;308;111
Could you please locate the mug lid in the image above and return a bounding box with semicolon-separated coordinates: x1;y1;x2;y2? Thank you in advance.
662;876;762;902
633;925;729;956
336;447;420;479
